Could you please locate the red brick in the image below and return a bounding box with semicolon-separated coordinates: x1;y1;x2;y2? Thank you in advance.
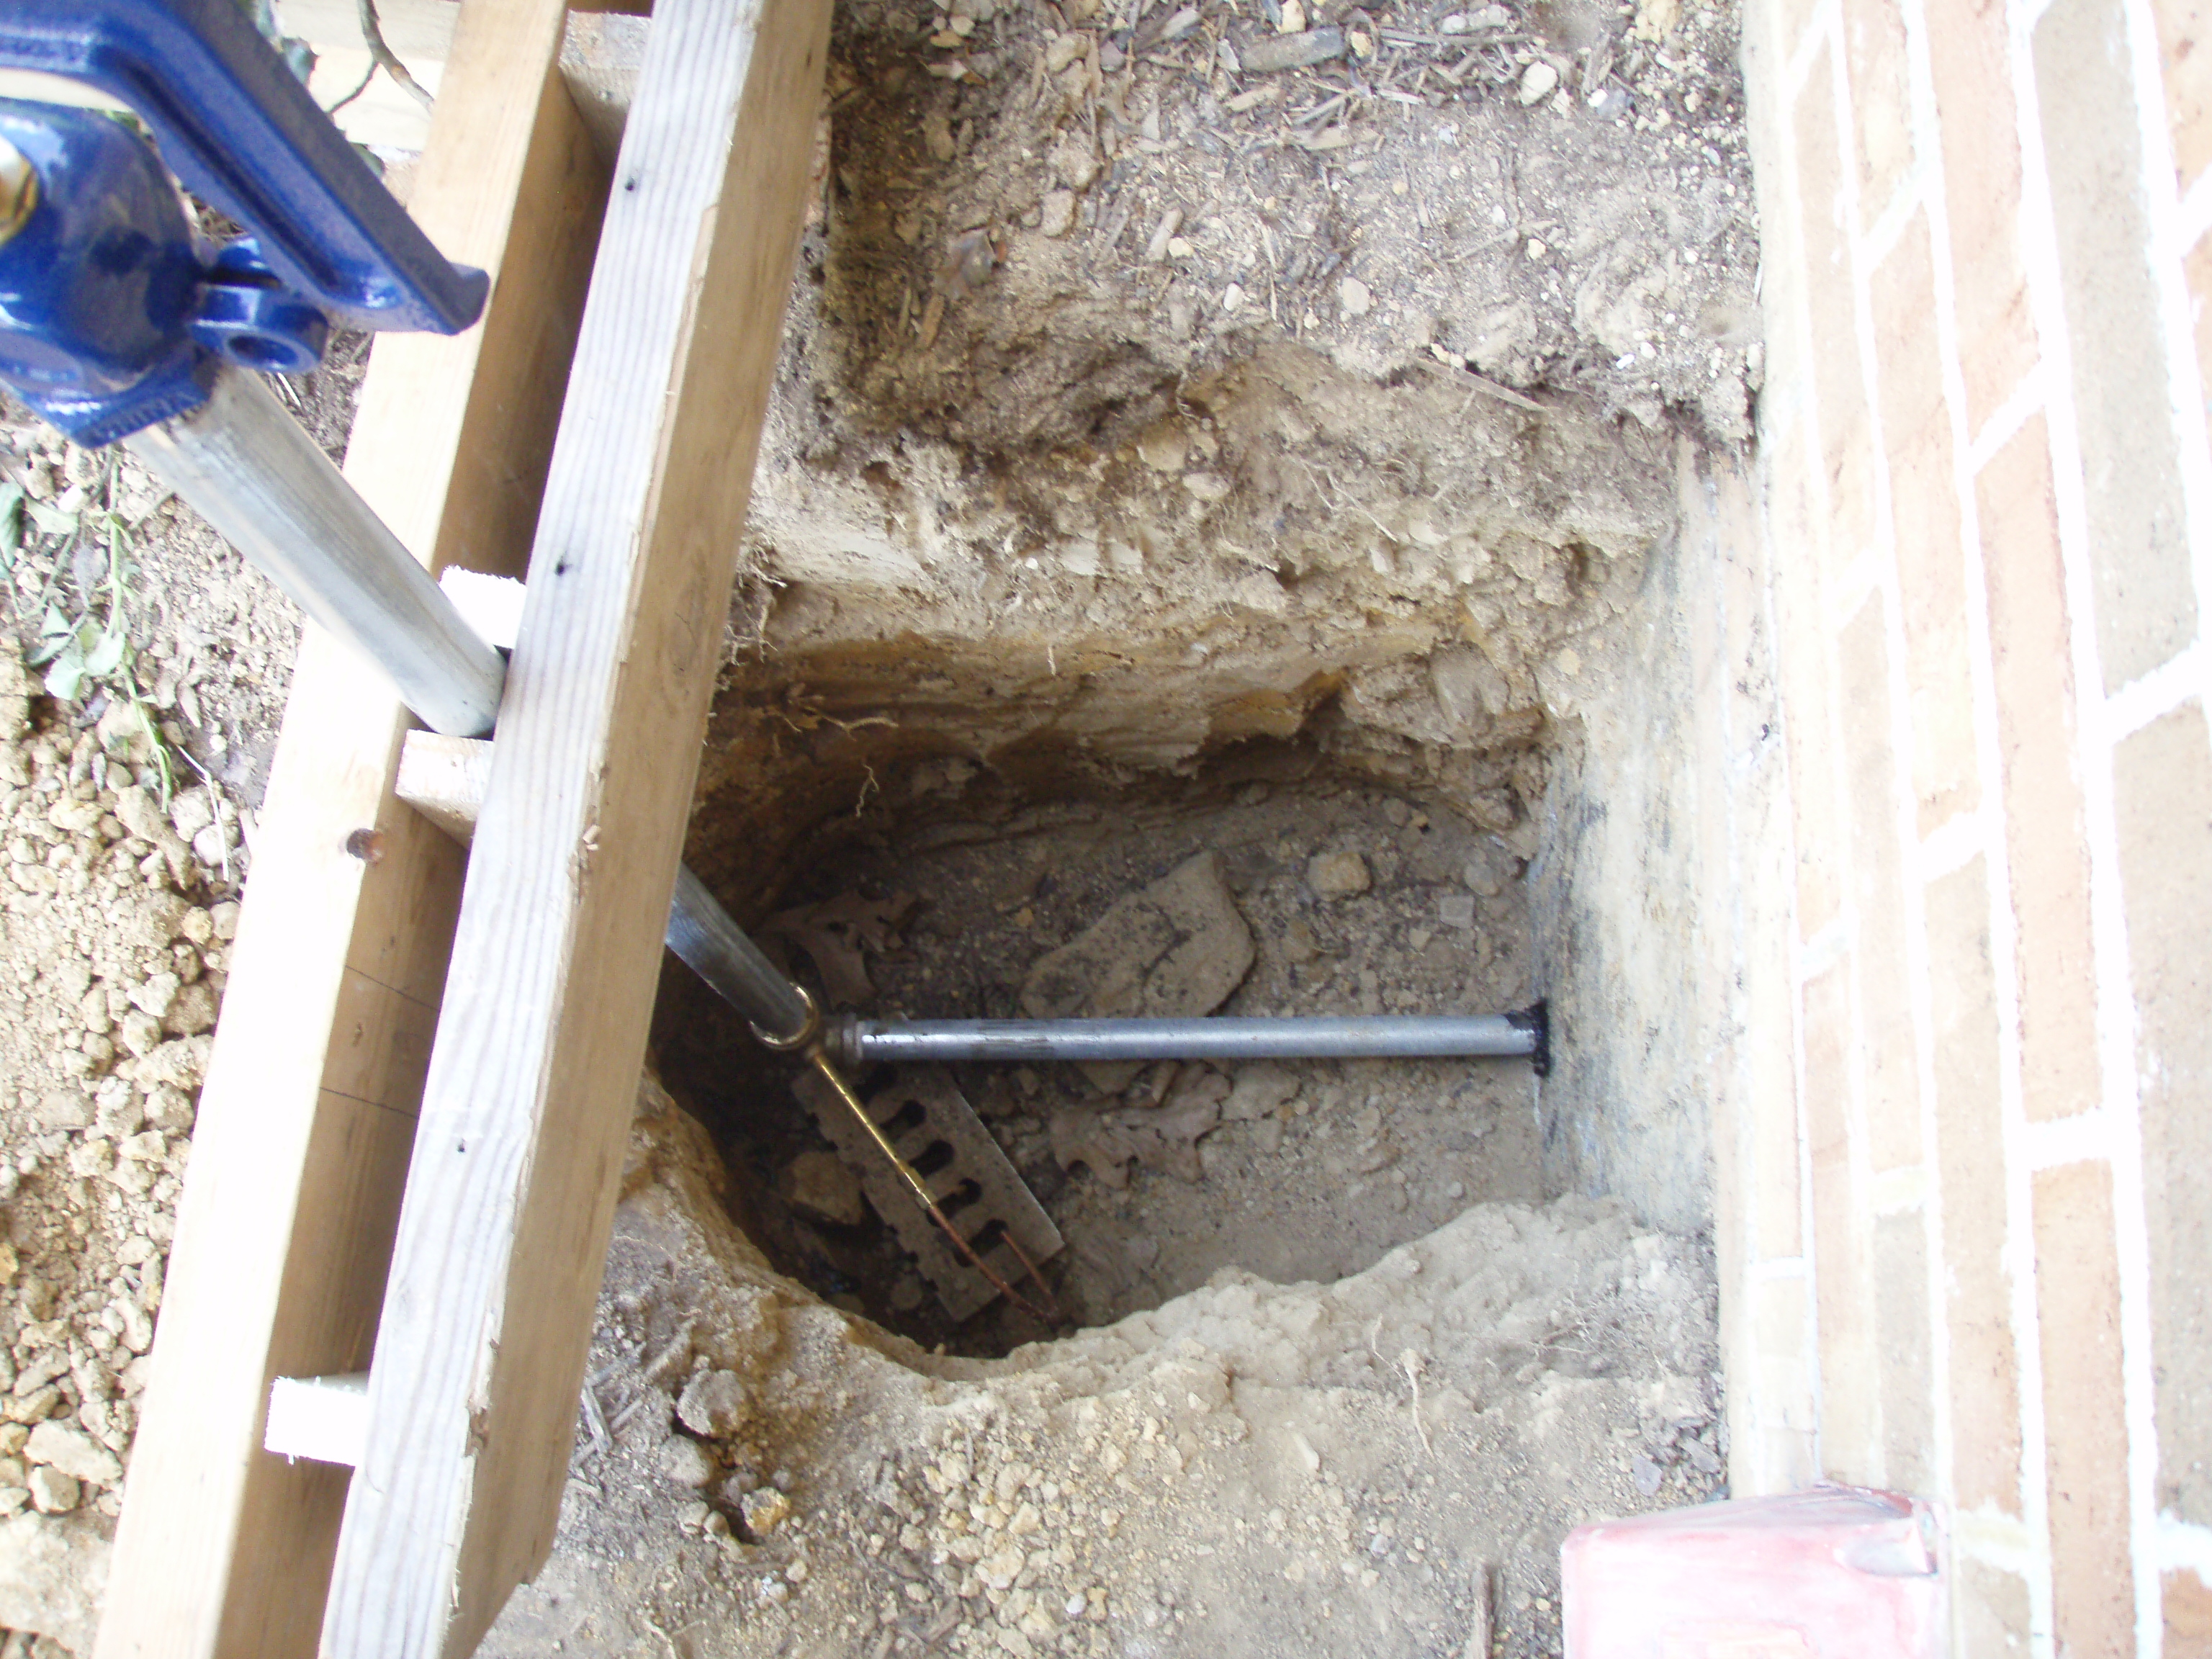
2187;232;2212;451
2034;1160;2139;1658
1926;859;2023;1516
1872;214;1980;834
1957;1557;2033;1657
2153;0;2212;189
1768;431;1848;938
1797;55;1878;564
2170;1566;2212;1656
1773;0;1822;60
1927;0;2038;433
1803;959;1878;1483
1837;602;1922;1172
1872;1210;1934;1492
1842;0;1914;220
1978;418;2101;1123
2036;0;2200;689
2113;701;2212;1527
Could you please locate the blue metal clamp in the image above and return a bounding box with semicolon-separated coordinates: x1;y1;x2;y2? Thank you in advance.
0;0;488;444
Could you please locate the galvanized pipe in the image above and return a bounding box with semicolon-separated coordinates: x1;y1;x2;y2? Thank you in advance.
827;1007;1548;1070
665;863;813;1041
126;361;507;738
128;364;818;1040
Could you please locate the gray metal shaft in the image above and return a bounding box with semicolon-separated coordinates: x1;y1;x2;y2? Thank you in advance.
130;365;816;1038
832;1014;1540;1066
666;864;812;1039
126;363;507;737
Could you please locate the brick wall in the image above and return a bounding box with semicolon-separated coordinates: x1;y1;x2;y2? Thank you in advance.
1720;0;2212;1651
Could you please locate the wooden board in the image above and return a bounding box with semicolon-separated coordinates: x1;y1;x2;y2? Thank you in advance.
319;0;830;1648
91;4;609;1656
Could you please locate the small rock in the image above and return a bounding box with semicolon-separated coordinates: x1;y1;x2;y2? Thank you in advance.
24;1423;120;1488
657;1437;718;1488
1043;30;1086;73
1462;846;1509;896
145;1084;193;1134
1223;1065;1299;1123
1136;424;1189;473
1631;1452;1664;1496
117;1011;163;1058
1519;60;1560;104
922;110;956;162
1039;189;1077;238
1048;133;1098;191
1338;276;1372;318
976;1545;1026;1591
739;1485;794;1537
190;824;233;868
24;1466;76;1515
162;981;217;1036
168;791;215;840
1437;894;1475;930
781;1150;867;1227
127;974;180;1020
208;901;240;940
1305;850;1371;899
34;1091;91;1133
676;1370;750;1439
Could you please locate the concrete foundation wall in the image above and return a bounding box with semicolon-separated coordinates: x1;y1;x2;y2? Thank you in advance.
1714;0;2212;1652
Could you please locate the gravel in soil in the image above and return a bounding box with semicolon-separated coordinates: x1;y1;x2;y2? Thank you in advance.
482;1078;1725;1659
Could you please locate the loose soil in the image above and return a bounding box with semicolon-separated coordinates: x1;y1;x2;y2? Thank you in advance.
0;0;1752;1649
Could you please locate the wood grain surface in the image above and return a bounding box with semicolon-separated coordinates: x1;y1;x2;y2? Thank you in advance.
91;4;606;1654
319;0;829;1649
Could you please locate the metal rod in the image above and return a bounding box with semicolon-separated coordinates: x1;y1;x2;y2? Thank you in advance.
665;863;812;1040
125;365;821;1040
828;1009;1547;1068
125;361;507;737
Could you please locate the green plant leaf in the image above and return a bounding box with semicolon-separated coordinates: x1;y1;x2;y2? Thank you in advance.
42;641;86;702
24;500;78;537
83;626;126;678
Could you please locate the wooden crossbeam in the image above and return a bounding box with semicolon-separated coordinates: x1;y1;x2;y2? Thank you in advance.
319;0;830;1647
92;4;609;1656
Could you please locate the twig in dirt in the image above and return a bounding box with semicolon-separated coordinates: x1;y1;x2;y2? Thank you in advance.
1460;1560;1493;1659
356;0;435;110
174;747;231;884
580;1380;611;1451
855;760;880;817
1400;1348;1434;1460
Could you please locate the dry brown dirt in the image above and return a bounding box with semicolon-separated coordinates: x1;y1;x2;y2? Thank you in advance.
0;0;1750;1649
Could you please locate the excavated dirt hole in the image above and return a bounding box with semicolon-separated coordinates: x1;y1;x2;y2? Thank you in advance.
653;724;1542;1359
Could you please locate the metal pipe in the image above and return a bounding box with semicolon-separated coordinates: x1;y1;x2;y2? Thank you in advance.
827;1007;1548;1069
126;366;819;1038
666;863;814;1041
125;361;507;737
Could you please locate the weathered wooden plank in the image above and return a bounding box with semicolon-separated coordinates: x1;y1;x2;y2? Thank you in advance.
320;0;830;1646
91;6;607;1655
394;731;495;846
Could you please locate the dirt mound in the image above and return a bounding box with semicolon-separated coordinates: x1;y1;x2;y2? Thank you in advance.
485;1077;1722;1659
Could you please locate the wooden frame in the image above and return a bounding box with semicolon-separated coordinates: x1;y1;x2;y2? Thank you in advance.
321;0;830;1639
94;2;609;1654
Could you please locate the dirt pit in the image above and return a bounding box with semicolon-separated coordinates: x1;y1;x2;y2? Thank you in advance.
0;0;1755;1647
654;764;1545;1356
